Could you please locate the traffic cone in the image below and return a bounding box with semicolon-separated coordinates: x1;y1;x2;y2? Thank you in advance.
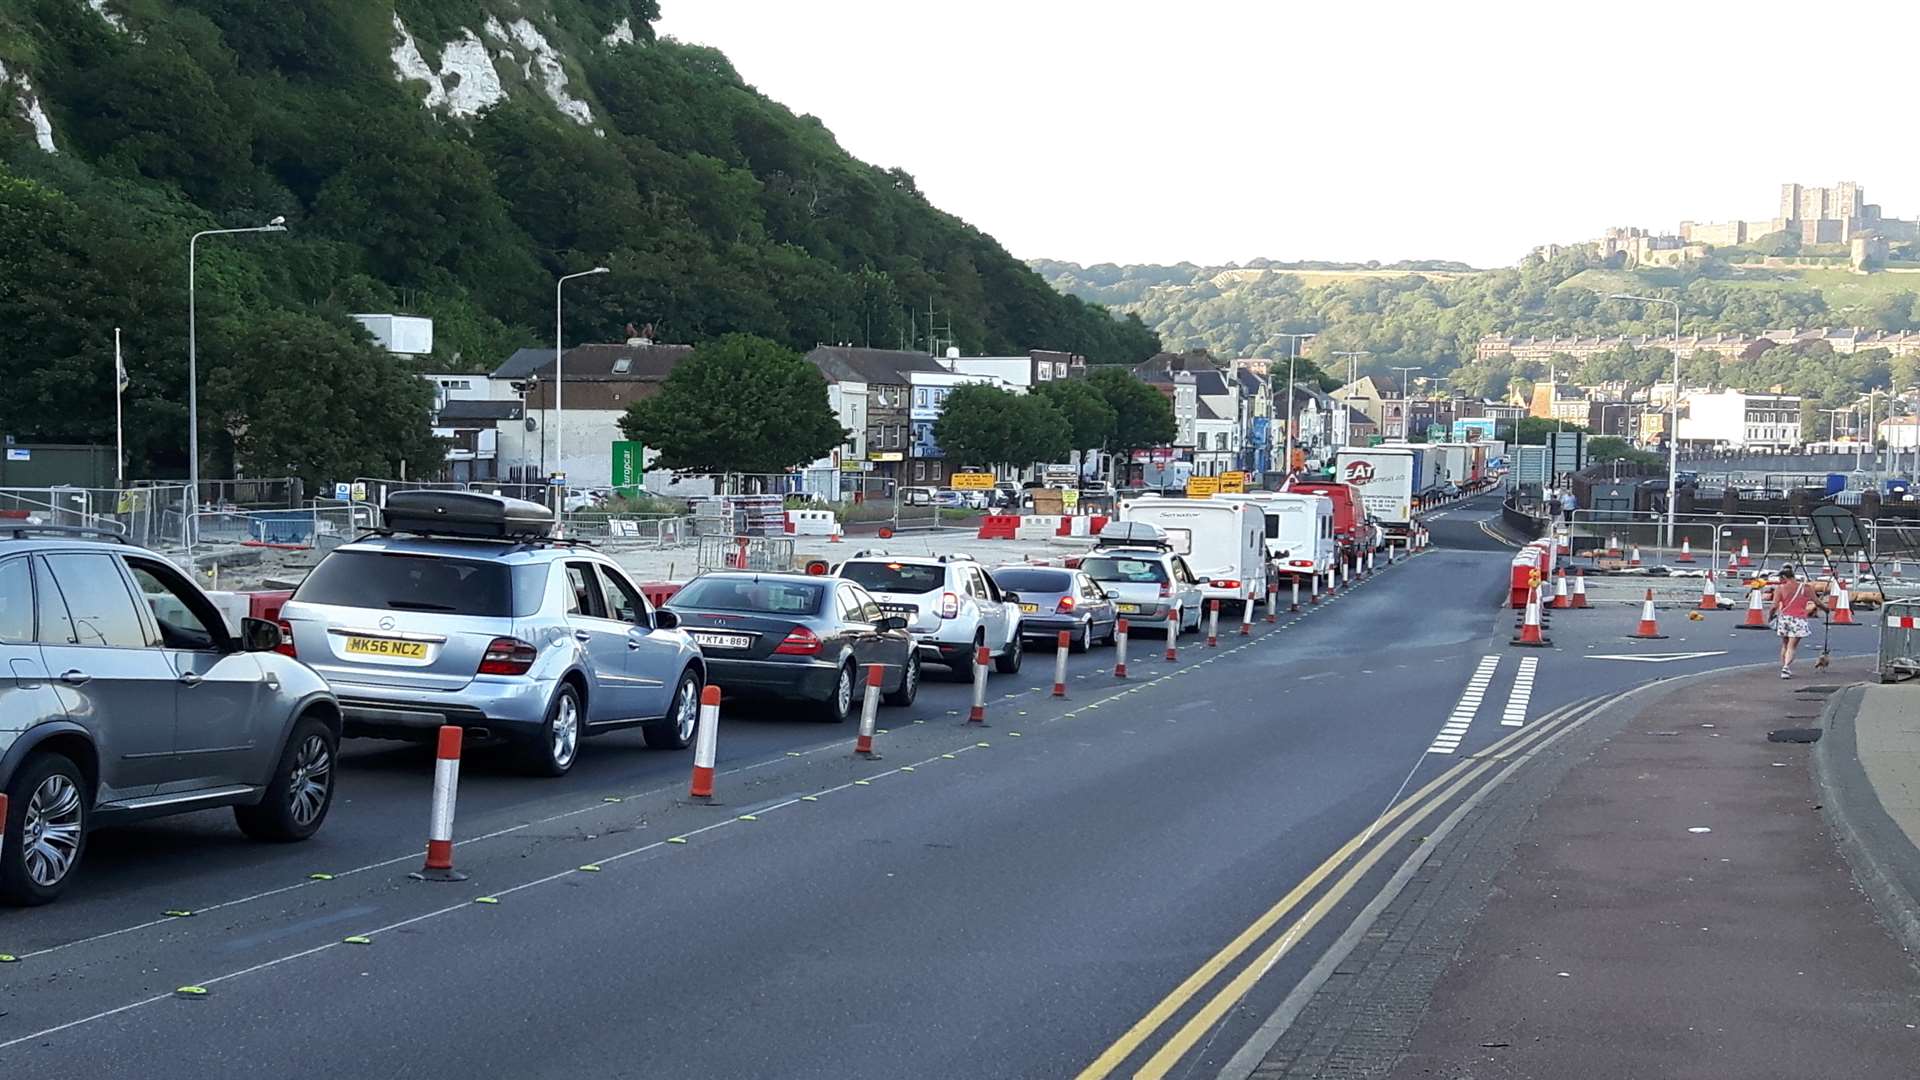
829;522;843;544
1697;573;1719;611
1629;546;1642;568
1737;587;1768;629
1737;540;1753;568
1511;590;1550;647
1894;559;1905;579
1607;532;1622;557
1832;579;1856;625
1631;589;1667;639
1676;537;1695;563
1572;568;1591;609
1556;531;1570;556
1856;550;1870;575
1552;568;1571;610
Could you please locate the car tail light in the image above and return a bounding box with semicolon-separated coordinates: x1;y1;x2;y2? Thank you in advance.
774;626;822;655
275;620;296;658
1289;559;1313;568
1158;582;1171;597
938;591;960;619
478;637;537;676
1055;596;1077;614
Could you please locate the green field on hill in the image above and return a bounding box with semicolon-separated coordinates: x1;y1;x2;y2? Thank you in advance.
1558;266;1920;315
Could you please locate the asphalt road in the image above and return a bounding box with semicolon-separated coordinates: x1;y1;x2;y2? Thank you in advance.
0;492;1808;1078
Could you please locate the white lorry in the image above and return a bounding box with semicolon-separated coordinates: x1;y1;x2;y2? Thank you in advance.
1335;446;1420;542
1124;496;1267;609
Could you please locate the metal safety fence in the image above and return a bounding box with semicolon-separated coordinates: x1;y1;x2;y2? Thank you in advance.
696;534;796;574
0;484;192;550
189;506;362;553
1879;598;1920;684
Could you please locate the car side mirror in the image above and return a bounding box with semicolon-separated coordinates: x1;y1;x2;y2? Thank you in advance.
654;609;680;631
879;615;909;631
239;616;282;653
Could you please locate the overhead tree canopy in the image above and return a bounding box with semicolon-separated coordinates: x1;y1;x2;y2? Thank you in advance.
1087;367;1177;457
1032;378;1116;454
619;334;846;476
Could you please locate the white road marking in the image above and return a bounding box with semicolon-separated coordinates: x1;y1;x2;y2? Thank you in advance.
1428;654;1501;755
1501;656;1538;726
1584;651;1729;663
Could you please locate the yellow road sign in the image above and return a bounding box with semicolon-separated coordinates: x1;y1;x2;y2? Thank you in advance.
1186;476;1221;498
950;472;996;490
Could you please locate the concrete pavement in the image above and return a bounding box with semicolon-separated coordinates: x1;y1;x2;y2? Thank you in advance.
1817;682;1920;960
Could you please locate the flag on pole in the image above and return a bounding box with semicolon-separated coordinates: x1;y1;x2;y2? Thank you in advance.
115;332;129;392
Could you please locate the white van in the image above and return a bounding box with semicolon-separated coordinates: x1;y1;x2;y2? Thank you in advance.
1124;496;1267;608
1262;493;1337;581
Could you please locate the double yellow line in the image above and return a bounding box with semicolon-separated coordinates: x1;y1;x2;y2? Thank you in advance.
1075;696;1601;1080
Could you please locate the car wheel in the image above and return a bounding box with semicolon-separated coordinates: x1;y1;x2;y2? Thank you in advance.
235;717;337;842
644;669;702;750
995;629;1023;674
817;662;855;723
883;651;920;707
1;753;88;906
525;683;583;777
1071;620;1091;654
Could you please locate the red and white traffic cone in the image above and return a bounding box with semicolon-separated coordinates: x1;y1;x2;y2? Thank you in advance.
413;725;468;882
1631;588;1667;639
1053;631;1070;697
855;665;884;756
828;522;843;544
1511;590;1549;647
1832;579;1856;625
1556;531;1570;556
1607;532;1622;557
1893;559;1905;579
1698;573;1719;611
1737;539;1753;568
1855;549;1869;575
1737;587;1768;629
1207;599;1221;647
690;685;720;796
1676;537;1695;563
1290;576;1302;613
967;644;991;723
1552;568;1571;610
1572;568;1591;609
1165;613;1179;662
1629;546;1642;568
1114;618;1130;678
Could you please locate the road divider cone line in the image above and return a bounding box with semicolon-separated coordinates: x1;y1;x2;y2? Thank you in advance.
1572;568;1591;609
1677;537;1695;562
690;686;721;797
1053;631;1070;697
1114;618;1129;678
1631;588;1667;639
1738;587;1768;629
1166;613;1179;662
855;665;884;755
1511;590;1549;647
1552;568;1571;610
1698;573;1719;611
1833;579;1855;624
412;725;469;882
1207;599;1220;647
968;645;991;723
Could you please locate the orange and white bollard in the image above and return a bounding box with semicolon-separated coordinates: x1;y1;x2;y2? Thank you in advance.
690;685;721;796
1240;595;1255;635
968;644;991;723
1165;613;1179;661
413;725;468;882
1207;599;1221;647
1267;580;1280;623
1114;618;1130;678
1291;576;1302;613
1309;572;1320;605
1366;548;1376;576
1832;579;1856;625
855;665;884;756
1697;573;1719;611
1572;568;1591;609
1053;631;1070;697
1551;568;1571;610
1631;588;1667;639
1676;537;1695;562
1511;590;1549;647
1737;587;1768;629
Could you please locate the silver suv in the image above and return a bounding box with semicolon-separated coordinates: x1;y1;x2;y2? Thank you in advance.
836;552;1024;680
0;527;339;905
278;492;705;777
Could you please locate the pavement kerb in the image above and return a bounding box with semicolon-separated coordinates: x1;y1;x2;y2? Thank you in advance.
1811;683;1920;960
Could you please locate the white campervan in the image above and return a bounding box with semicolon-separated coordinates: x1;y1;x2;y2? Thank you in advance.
1125;496;1267;609
1262;492;1337;581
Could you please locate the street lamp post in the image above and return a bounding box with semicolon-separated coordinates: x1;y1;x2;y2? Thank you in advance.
1390;366;1421;440
188;218;286;518
1609;294;1682;547
553;266;610;515
1276;333;1315;475
1332;350;1368;447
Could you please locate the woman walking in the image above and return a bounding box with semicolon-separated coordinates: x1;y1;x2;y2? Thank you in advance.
1767;565;1825;678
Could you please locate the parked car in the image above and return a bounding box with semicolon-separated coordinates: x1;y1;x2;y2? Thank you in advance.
665;572;918;721
990;565;1117;652
992;482;1022;508
836;553;1024;680
901;487;938;507
0;526;339;905
1079;523;1205;636
278;491;706;778
930;488;966;509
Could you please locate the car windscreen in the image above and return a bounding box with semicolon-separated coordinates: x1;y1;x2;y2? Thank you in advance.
668;577;824;615
990;568;1071;593
293;550;542;617
1080;556;1169;584
840;561;945;594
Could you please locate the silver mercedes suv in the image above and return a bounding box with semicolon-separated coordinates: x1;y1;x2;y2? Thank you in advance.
277;492;706;777
0;526;340;905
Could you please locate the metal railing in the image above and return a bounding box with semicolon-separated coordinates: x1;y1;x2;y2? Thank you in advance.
1565;509;1783;566
189;506;361;553
0;484;192;550
696;534;796;574
1878;598;1920;684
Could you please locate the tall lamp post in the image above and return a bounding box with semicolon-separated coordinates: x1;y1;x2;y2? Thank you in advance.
188;218;286;515
1389;365;1421;439
1332;350;1368;447
1609;293;1682;547
1276;332;1315;474
553;266;610;514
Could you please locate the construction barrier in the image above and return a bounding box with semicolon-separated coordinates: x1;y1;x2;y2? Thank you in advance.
977;515;1020;540
782;509;839;537
640;581;683;609
411;726;468;882
1015;515;1062;541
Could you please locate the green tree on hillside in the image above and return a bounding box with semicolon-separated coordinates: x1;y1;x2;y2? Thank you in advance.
932;385;1070;468
618;334;846;475
1032;379;1116;454
1086;367;1177;460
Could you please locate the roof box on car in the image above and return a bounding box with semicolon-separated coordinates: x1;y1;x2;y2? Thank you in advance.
382;490;555;540
1094;520;1171;549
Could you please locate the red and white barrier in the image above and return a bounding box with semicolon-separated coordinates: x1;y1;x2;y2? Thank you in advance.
1165;613;1179;661
1267;580;1279;624
1207;599;1221;647
1291;576;1302;613
855;665;884;756
1014;515;1062;541
783;509;839;536
690;685;720;796
413;725;468;882
968;644;991;723
1053;631;1070;697
1114;618;1130;678
1309;572;1320;606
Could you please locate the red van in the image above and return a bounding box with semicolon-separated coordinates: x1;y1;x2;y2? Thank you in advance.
1284;479;1367;558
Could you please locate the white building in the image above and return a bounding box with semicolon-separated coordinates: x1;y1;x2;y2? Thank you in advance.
1194;404;1236;477
1675;389;1802;450
908;369;1016;485
1880;415;1920;450
937;349;1084;391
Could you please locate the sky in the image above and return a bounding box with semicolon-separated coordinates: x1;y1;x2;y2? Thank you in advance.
655;0;1920;270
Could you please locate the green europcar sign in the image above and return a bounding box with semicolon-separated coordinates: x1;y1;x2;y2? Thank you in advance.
611;440;643;493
